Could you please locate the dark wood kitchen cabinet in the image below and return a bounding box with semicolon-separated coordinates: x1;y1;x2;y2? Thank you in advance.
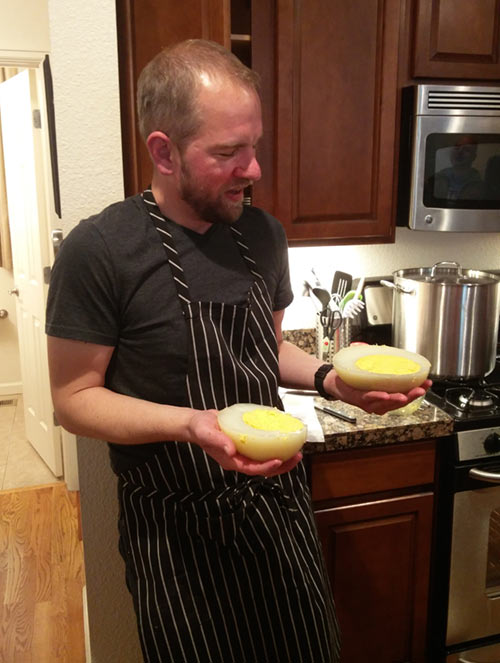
411;0;500;80
115;0;402;245
115;0;231;197
310;440;436;663
253;0;402;245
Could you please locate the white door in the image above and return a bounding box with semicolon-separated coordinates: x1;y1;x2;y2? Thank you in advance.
0;69;62;476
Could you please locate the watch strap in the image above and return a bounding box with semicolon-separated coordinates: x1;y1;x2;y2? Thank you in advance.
314;363;334;400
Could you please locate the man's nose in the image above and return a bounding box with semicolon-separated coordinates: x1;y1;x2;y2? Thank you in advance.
235;155;261;182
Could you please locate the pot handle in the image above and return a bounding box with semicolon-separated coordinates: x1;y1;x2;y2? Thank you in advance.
380;279;415;295
430;261;463;278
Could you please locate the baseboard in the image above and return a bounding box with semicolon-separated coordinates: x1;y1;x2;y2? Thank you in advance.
63;430;80;491
0;382;22;397
83;584;92;662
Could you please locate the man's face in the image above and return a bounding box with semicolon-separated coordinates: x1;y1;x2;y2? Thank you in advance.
450;139;477;168
176;80;263;225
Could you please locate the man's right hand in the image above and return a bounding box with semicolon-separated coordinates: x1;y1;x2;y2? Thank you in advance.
187;409;302;477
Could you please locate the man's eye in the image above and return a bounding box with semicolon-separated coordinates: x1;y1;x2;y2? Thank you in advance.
217;151;236;158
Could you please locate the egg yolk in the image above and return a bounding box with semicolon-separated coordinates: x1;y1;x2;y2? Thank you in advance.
242;409;303;432
355;354;421;375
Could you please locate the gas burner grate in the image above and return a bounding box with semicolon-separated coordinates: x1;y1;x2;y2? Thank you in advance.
456;388;498;410
425;361;500;427
445;386;499;413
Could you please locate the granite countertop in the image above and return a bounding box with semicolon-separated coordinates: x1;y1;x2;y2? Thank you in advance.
304;397;454;454
281;327;454;454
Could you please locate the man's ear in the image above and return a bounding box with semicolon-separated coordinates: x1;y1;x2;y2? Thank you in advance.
146;131;178;175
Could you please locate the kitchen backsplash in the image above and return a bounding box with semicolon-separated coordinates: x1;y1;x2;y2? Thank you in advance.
282;328;316;356
283;226;500;330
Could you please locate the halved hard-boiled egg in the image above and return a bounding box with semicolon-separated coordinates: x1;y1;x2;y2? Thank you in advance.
217;403;307;461
333;344;431;393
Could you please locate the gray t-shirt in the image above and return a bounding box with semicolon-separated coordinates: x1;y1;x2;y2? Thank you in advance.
46;195;293;471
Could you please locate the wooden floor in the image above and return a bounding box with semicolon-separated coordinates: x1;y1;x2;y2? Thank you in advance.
0;483;86;663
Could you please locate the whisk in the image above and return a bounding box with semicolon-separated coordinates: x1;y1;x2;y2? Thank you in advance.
342;277;365;319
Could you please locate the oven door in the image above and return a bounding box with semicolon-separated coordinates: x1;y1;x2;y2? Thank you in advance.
447;641;500;662
447;473;500;646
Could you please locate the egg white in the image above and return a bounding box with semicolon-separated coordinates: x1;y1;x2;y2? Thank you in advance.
217;403;307;461
333;344;431;392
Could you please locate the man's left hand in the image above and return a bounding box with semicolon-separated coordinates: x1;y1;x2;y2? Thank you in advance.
324;370;432;416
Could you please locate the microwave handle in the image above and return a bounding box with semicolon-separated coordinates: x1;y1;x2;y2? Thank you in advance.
469;467;500;484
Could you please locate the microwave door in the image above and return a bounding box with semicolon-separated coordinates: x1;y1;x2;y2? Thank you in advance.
409;115;500;232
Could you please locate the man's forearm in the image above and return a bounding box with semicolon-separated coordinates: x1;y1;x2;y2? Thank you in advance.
53;385;196;445
277;340;325;391
277;338;432;416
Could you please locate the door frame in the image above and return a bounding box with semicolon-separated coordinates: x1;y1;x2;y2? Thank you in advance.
0;48;79;490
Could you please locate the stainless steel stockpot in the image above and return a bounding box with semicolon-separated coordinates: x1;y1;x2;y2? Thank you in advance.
381;262;500;379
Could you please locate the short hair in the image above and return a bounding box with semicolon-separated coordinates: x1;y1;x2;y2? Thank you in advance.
137;39;260;149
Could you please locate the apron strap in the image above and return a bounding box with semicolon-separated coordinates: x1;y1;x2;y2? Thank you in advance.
229;225;263;280
142;189;191;304
142;189;268;301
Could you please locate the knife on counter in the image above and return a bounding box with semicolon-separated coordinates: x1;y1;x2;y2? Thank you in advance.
314;404;357;424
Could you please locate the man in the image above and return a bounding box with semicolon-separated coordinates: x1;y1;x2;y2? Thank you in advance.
46;39;429;663
433;135;483;201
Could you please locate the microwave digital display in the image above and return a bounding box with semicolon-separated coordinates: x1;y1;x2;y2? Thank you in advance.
423;133;500;209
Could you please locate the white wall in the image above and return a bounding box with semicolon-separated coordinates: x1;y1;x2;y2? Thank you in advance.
0;0;50;53
46;2;142;662
46;5;124;236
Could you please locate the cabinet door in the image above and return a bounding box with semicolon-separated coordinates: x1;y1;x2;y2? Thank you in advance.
252;0;402;244
412;0;500;79
315;492;433;663
116;0;230;196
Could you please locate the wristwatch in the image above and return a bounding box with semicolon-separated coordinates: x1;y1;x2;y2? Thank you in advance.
314;363;334;400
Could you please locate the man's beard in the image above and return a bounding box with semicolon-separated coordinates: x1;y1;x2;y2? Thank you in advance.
179;163;249;226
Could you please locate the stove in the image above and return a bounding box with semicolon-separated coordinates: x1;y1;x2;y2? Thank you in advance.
427;358;500;661
425;359;500;431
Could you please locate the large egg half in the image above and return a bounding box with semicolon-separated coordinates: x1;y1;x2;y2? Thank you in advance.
333;344;431;392
217;403;307;461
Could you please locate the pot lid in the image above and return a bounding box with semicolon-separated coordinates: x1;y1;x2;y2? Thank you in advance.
395;262;500;286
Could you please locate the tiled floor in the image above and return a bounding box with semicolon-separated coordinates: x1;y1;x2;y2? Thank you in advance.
0;393;61;490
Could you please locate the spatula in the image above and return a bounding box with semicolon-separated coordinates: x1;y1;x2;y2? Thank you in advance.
331;271;352;300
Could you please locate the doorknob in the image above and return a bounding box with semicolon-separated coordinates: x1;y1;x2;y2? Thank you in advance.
8;287;19;296
51;228;64;256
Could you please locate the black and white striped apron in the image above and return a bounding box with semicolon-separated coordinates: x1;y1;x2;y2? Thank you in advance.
117;191;340;663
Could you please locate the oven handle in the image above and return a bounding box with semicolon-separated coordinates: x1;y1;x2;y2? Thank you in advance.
469;467;500;484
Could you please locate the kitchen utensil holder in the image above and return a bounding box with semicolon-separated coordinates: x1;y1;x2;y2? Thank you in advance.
316;314;352;362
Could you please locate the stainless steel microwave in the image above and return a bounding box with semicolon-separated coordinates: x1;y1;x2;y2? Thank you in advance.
397;84;500;232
